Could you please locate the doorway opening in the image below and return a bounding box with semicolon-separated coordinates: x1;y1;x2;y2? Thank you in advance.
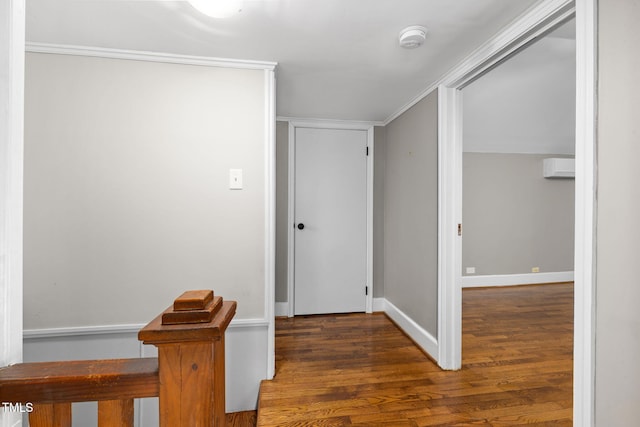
437;1;597;425
461;19;576;292
286;121;375;317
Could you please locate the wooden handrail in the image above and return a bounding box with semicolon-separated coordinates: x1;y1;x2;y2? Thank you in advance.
0;358;159;403
0;290;235;427
0;358;158;427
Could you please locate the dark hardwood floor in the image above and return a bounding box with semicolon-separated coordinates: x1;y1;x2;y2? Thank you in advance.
227;410;258;426
256;283;573;426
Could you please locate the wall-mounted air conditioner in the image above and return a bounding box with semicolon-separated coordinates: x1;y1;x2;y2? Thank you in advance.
543;158;575;179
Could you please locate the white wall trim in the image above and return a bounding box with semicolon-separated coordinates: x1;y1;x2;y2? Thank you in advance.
365;127;374;313
228;318;271;329
440;0;575;88
23;318;271;340
286;120;375;317
1;17;25;427
573;0;597;425
437;85;463;370
274;302;288;317
383;299;438;361
286;122;296;317
372;297;386;312
23;324;146;339
264;68;276;380
462;271;574;288
384;0;574;125
277;116;383;128
25;42;277;71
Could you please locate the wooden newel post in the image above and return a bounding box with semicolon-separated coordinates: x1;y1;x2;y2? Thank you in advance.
138;290;236;427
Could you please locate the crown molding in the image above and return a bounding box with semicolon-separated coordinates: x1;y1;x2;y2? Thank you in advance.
383;0;574;126
277;116;384;128
26;42;277;71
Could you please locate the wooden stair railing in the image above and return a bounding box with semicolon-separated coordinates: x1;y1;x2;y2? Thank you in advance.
0;290;236;427
139;289;236;427
0;358;159;426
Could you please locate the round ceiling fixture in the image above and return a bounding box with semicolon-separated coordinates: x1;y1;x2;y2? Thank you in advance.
188;0;243;18
399;26;428;49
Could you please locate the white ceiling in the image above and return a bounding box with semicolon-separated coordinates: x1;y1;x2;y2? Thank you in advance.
26;0;541;123
463;19;576;154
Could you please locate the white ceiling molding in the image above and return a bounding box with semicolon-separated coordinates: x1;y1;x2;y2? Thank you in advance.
276;116;384;128
383;0;575;126
26;42;277;71
26;0;541;122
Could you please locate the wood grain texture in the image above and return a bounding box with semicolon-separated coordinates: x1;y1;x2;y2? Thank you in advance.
226;411;257;427
155;338;227;426
162;296;222;325
157;343;216;427
29;403;72;427
2;291;236;427
98;399;134;427
173;290;215;311
141;292;236;426
0;358;158;403
258;283;573;426
139;300;236;344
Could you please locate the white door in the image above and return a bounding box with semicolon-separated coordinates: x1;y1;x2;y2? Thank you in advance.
294;127;367;315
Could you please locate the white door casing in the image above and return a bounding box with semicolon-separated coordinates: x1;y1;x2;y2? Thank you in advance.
287;120;374;317
1;1;25;426
438;0;575;369
437;0;596;425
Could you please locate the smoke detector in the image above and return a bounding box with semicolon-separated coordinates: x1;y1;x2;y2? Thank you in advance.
399;26;428;49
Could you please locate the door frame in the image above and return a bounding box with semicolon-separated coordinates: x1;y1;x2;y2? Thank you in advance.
437;0;596;425
1;0;25;365
1;1;25;424
287;120;374;317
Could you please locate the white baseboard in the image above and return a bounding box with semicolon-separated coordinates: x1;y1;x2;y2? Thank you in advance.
23;318;269;425
275;298;439;370
461;271;574;288
372;297;386;312
274;302;289;317
381;299;438;362
277;299;387;316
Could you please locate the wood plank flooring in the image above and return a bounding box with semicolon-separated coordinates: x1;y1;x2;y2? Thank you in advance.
227;410;258;426
257;283;573;426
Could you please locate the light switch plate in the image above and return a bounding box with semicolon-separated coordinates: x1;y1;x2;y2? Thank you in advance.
229;169;243;190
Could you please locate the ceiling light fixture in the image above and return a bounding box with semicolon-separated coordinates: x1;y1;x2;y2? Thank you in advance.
187;0;243;19
399;26;428;49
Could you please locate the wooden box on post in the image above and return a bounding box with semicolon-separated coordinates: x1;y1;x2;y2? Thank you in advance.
138;290;236;427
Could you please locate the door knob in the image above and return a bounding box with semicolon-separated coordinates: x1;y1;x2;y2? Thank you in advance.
297;223;305;230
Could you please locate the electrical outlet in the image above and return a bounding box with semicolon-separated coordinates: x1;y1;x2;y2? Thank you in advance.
466;267;476;274
531;267;540;273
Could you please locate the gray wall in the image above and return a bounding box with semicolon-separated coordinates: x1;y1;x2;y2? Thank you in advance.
383;92;438;336
462;25;576;156
24;53;267;327
462;153;574;275
275;121;289;303
595;1;640;424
